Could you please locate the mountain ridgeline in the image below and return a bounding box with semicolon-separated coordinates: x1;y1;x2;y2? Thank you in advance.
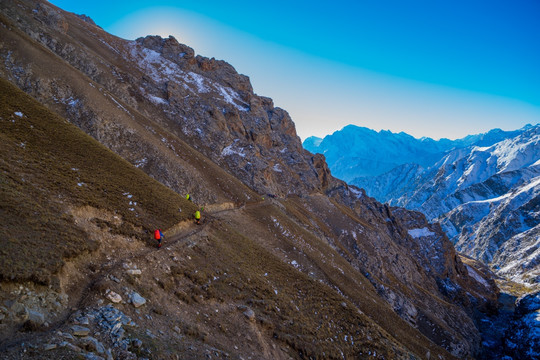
0;0;516;359
305;124;540;291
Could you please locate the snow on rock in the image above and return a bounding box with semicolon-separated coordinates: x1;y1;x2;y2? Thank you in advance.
349;186;363;199
215;83;247;111
221;142;246;158
333;124;539;284
465;264;490;288
408;227;435;239
148;94;167;105
127;41;247;109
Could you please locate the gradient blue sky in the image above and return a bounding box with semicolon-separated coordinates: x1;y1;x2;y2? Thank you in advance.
49;0;540;140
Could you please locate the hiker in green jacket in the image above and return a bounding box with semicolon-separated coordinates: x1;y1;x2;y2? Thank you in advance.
194;209;201;225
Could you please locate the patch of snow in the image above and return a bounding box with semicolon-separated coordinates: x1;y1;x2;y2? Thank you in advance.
221;143;246;158
14;111;23;117
186;72;209;93
148;94;167;105
465;265;490;288
273;164;282;172
128;43;182;84
349;187;363;199
67;98;79;107
407;227;435;238
77;182;85;187
215;84;247;111
134;158;147;168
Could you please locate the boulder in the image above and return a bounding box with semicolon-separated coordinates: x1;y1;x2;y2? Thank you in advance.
71;325;90;337
243;308;255;322
106;291;122;304
80;336;105;354
25;309;45;328
130;292;146;308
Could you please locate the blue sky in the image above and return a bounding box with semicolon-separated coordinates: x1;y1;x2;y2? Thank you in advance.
48;0;540;140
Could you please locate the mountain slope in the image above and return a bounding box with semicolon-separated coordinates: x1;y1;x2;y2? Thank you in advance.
0;75;457;360
0;0;501;358
0;76;197;285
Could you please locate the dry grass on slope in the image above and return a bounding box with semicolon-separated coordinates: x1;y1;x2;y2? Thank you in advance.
134;218;410;359
0;77;197;284
208;201;457;359
0;8;259;207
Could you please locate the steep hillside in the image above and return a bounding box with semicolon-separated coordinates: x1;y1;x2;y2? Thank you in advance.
0;76;197;285
0;77;459;360
0;0;502;359
0;0;329;203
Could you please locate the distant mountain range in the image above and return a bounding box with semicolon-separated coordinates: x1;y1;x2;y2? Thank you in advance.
305;124;540;286
304;125;526;181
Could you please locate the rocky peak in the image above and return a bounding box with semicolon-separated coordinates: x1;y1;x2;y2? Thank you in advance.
135;34;253;95
75;14;97;27
135;35;195;62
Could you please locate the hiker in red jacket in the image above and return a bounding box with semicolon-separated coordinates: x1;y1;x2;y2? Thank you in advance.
154;229;164;248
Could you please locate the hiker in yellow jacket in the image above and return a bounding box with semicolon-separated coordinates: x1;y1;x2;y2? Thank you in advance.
194;209;201;225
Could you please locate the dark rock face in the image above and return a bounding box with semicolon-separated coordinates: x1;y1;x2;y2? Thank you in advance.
504;291;540;359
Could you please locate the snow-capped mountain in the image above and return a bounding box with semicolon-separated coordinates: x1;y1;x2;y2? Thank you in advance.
332;124;540;286
304;124;524;182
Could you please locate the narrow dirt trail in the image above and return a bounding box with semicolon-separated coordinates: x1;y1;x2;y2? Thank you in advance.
0;200;271;353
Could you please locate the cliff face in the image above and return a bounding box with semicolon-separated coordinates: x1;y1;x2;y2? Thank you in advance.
0;0;329;202
0;0;499;358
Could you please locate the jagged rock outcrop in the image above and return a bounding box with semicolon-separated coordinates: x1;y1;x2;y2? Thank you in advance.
0;0;328;202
